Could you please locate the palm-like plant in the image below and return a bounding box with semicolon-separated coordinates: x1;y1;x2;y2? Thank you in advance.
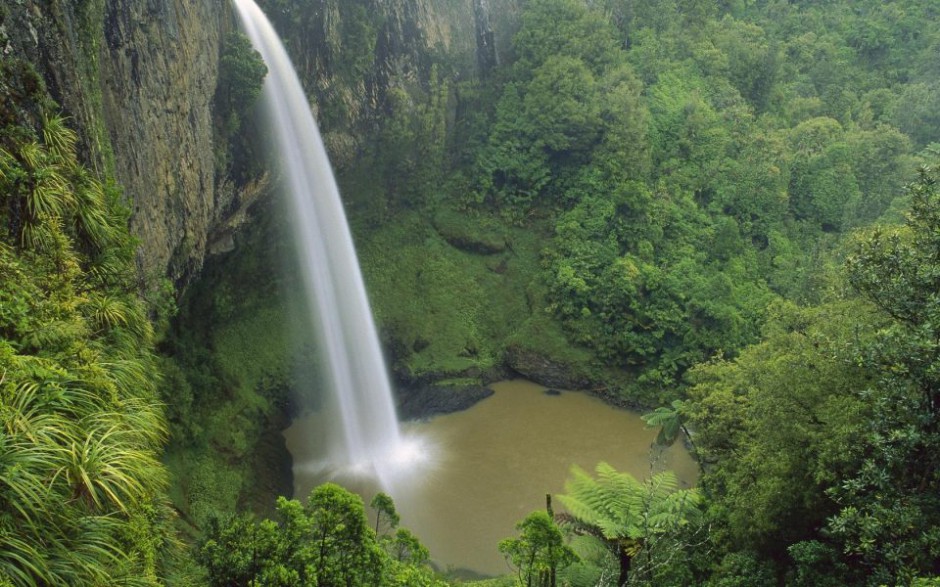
0;112;171;586
1;369;168;585
83;293;130;332
17;141;72;219
556;463;702;587
71;168;117;249
41;114;78;168
642;399;698;456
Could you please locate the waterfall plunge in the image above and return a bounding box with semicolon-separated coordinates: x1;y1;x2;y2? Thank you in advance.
233;0;423;490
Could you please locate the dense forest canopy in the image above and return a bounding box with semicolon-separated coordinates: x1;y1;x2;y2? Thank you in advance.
3;0;940;585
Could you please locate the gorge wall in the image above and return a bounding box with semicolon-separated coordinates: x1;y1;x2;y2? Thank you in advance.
3;0;519;286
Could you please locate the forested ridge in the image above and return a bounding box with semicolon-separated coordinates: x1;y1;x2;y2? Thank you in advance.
3;0;940;585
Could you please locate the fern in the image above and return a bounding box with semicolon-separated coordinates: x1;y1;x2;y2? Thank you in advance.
557;462;703;585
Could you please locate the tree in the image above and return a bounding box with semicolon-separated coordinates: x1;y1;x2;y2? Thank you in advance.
215;32;268;120
685;300;875;552
684;167;940;583
199;484;444;587
556;463;702;587
642;399;693;450
523;56;602;156
499;511;578;587
370;492;400;536
511;0;620;78
830;165;940;582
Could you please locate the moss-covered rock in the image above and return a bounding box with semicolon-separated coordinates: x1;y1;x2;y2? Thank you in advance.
504;314;595;390
432;208;510;254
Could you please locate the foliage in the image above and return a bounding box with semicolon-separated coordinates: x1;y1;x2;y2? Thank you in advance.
556;464;702;586
213;31;267;182
215;32;268;123
685;300;876;552
641;399;689;448
827;165;940;583
145;0;940;583
685;165;940;585
498;511;578;587
198;484;446;587
371;492;401;535
0;102;173;583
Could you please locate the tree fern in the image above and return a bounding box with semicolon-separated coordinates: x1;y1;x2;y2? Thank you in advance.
557;463;702;587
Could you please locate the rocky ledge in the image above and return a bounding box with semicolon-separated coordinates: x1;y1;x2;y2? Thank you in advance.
396;383;494;420
504;343;594;391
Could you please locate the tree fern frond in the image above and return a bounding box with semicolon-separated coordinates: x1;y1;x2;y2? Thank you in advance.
646;470;679;500
567;533;612;563
558;462;703;562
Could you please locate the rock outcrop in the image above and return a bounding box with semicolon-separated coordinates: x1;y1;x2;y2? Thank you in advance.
100;0;230;283
4;0;521;286
396;383;494;420
3;1;239;284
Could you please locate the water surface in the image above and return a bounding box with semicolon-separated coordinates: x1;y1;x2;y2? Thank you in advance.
285;379;697;576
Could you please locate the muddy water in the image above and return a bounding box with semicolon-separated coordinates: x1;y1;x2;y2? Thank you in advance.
284;379;698;577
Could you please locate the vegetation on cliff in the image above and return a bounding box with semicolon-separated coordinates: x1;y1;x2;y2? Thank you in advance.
0;58;174;584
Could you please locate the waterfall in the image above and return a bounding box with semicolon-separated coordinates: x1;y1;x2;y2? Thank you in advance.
233;0;415;488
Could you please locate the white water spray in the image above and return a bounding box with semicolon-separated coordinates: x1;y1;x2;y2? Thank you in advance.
233;0;423;488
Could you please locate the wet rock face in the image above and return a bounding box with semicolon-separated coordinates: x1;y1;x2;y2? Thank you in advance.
396;383;494;420
100;0;229;283
265;0;521;170
3;0;233;285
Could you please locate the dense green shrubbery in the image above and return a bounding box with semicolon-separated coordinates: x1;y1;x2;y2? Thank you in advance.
0;64;174;584
213;32;268;183
430;0;935;399
198;484;447;586
679;166;940;586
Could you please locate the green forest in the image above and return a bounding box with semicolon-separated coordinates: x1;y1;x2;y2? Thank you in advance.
2;0;940;585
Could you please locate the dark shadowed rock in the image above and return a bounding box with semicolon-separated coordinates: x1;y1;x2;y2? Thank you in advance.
396;384;495;420
505;343;593;390
432;210;509;254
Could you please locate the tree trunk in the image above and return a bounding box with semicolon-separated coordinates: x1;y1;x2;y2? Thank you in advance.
618;544;632;587
546;494;556;587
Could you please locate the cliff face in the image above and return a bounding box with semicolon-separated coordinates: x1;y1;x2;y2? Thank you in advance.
3;0;234;284
100;0;230;283
4;0;519;285
264;0;520;168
